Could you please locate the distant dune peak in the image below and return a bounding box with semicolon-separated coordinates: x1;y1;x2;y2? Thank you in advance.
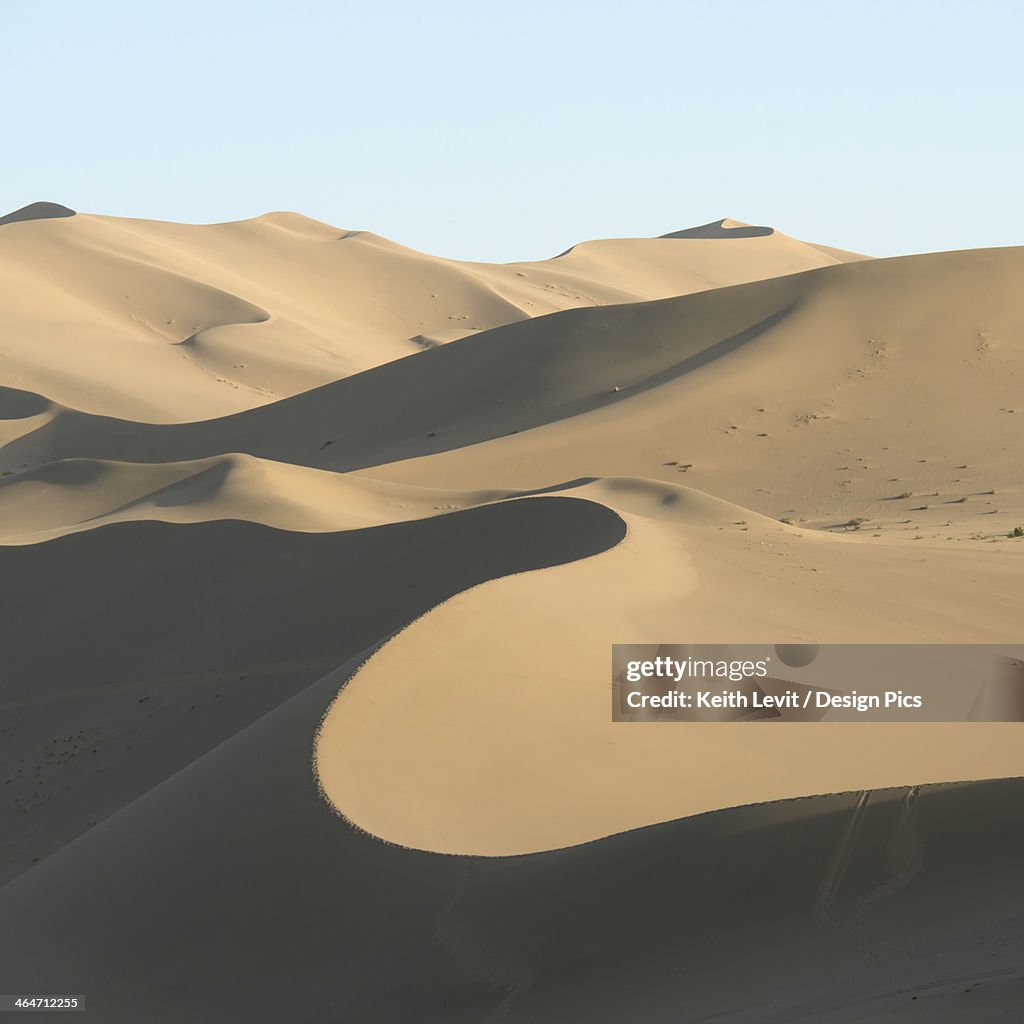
661;218;775;239
0;201;76;227
248;210;342;239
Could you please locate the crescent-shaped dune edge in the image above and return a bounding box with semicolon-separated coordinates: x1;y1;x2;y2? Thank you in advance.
314;478;1024;856
4;212;1024;1020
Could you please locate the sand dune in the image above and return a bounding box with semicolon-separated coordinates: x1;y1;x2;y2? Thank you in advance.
0;206;857;421
316;478;1024;855
2;653;1022;1020
5;243;1021;538
2;208;1022;1020
0;454;520;542
0;496;623;883
0;200;76;226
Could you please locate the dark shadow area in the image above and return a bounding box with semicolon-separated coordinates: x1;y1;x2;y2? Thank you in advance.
80;460;235;522
661;218;775;239
0;384;51;420
1;631;1021;1023
0;295;795;475
0;201;76;227
0;496;625;886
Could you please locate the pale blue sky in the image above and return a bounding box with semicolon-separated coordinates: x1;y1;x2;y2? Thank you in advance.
5;1;1021;261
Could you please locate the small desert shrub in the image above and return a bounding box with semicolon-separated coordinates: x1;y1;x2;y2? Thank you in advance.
1010;526;1024;538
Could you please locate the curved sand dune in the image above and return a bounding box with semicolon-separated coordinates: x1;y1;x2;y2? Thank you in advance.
0;495;624;883
0;208;854;421
5;243;1022;543
661;216;776;239
3;210;1023;1020
2;640;1021;1021
0;200;76;225
316;477;1024;855
0;454;521;542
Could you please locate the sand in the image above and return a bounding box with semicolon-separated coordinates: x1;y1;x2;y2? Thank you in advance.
1;203;1022;1020
0;209;856;423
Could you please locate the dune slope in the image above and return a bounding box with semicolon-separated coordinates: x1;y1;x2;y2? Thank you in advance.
0;208;855;421
2;210;1022;1021
317;477;1024;855
2;649;1020;1022
0;497;624;883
